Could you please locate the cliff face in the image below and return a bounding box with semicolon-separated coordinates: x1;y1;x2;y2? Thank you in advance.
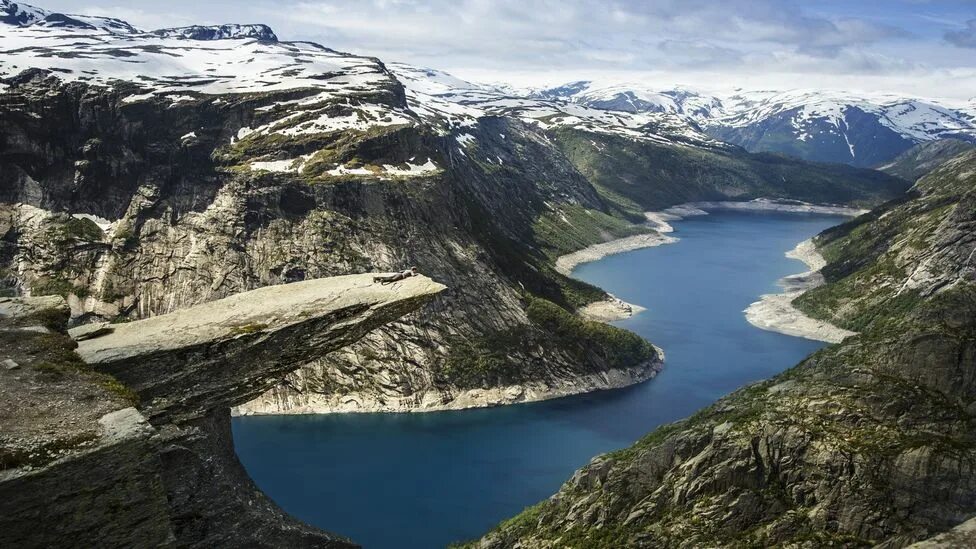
0;67;911;414
0;74;665;413
0;275;445;548
474;152;976;547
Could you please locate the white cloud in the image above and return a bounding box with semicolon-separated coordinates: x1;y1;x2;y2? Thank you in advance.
26;0;976;100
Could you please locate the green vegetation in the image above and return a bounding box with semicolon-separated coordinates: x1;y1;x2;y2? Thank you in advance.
439;328;528;388
54;217;104;243
472;150;976;549
113;224;139;248
228;322;269;335
440;296;657;389
550;128;909;216
525;296;656;370
532;204;649;259
30;276;89;299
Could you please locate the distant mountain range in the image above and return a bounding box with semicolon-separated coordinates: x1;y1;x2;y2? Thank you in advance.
2;0;973;168
528;81;976;167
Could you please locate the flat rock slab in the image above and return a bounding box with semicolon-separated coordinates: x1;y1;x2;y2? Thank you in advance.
77;274;445;422
67;322;113;341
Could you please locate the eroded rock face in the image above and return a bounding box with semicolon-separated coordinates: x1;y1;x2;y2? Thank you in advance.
78;274;446;422
1;276;444;548
0;77;663;414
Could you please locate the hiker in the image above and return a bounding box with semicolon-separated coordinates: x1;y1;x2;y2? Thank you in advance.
373;267;418;285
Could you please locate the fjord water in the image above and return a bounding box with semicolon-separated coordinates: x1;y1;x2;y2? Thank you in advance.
232;211;841;548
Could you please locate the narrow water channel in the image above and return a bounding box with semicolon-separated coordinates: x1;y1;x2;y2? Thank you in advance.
232;210;842;548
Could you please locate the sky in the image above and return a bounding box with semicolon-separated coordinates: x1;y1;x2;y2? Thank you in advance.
37;0;976;101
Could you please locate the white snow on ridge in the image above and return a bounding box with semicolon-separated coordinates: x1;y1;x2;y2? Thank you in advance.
0;23;396;101
530;82;976;145
388;63;725;148
710;89;976;143
326;159;440;178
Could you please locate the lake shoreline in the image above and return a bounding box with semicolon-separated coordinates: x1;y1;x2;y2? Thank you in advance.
234;349;664;415
743;238;858;343
557;198;866;323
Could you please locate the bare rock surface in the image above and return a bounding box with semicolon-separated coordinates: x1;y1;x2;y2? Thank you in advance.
78;274;445;422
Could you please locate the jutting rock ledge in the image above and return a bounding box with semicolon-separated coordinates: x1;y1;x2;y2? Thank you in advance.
1;274;445;548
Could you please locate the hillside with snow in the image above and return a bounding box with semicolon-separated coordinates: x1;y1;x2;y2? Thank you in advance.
3;0;970;167
388;64;726;148
530;81;976;167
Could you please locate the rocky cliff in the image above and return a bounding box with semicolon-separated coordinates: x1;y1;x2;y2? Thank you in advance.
0;274;444;547
0;72;662;414
0;4;908;416
472;151;976;547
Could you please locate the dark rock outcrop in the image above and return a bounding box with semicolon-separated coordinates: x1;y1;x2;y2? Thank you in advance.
150;24;279;42
0;75;663;414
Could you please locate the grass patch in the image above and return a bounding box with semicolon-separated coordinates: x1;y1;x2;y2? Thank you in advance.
30;276;89;299
228;322;269;336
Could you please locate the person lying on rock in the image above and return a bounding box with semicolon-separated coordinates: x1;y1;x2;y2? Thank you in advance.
373;267;418;285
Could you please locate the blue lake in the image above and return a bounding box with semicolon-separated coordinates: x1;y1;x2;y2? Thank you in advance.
232;210;842;548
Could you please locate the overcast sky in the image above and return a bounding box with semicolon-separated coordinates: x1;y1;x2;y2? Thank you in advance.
39;0;976;101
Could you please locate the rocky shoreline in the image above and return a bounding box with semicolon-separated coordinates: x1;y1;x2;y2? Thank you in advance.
554;232;677;277
555;199;866;278
744;239;857;343
578;295;646;323
552;198;865;325
234;350;664;415
236;199;861;415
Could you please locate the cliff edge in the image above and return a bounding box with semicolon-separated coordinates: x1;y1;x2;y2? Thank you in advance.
0;274;445;548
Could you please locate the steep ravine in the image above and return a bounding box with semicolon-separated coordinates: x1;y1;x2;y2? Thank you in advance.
472;151;976;547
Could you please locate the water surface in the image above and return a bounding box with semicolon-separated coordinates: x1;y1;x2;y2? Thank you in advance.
233;211;841;548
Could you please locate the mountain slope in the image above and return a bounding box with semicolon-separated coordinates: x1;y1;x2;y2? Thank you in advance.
475;150;976;548
878;138;976;182
547;127;908;218
0;5;669;416
0;8;911;415
392;65;910;221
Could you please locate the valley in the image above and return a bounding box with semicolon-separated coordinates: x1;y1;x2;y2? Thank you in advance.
1;1;974;547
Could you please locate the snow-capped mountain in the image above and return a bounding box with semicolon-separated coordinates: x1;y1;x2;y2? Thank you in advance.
0;2;400;101
1;0;274;39
0;1;720;151
3;0;972;168
530;81;723;120
389;64;726;148
151;24;278;42
707;89;976;167
532;81;976;167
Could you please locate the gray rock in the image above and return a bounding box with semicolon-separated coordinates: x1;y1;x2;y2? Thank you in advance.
1;275;443;548
67;322;112;341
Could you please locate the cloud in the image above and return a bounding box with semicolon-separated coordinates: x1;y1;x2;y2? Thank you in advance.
656;40;745;67
74;5;199;30
270;0;914;71
32;0;976;100
945;19;976;48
